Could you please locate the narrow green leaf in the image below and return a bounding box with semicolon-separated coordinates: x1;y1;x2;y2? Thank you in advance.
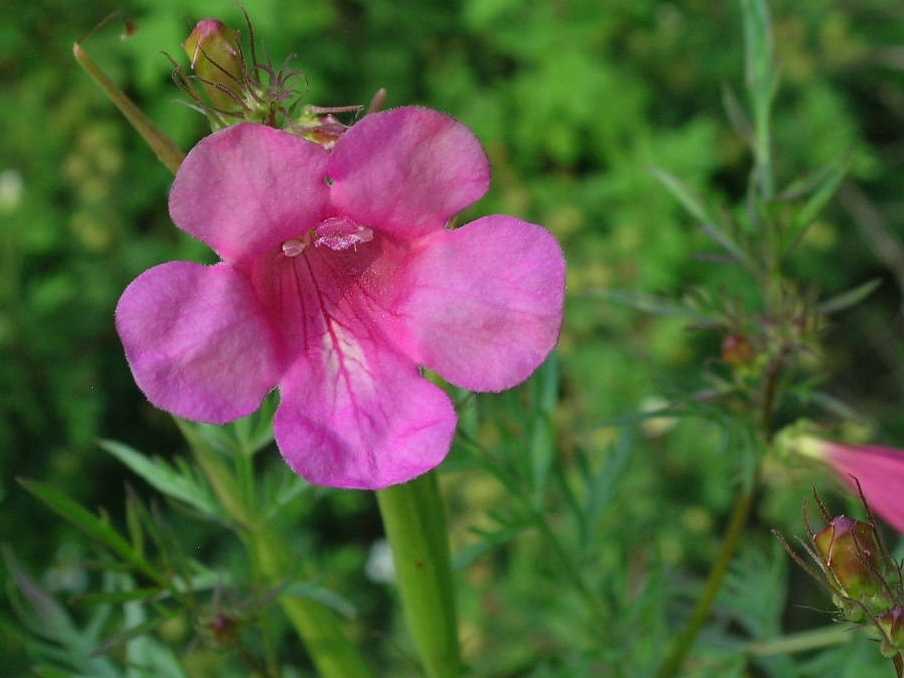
76;566;230;608
83;583;115;642
3;546;79;642
125;486;145;558
721;84;752;144
650;167;757;271
3;552;122;677
121;573;172;678
777;164;838;202
252;531;372;678
816;279;882;315
742;0;775;101
583;429;634;548
263;474;311;522
808;391;860;420
785;159;848;252
453;524;525;570
17;479;160;582
73;42;184;175
530;356;559;503
286;583;357;619
92;616;168;656
26;666;72;678
99;440;218;516
71;588;164;607
602;290;719;323
176;420;253;528
237;391;278;456
126;629;187;678
650;166;712;224
742;0;777;203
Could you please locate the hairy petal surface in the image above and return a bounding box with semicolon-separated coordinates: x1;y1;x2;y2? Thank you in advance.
828;444;904;533
327;107;491;239
170;123;329;262
398;215;565;392
116;262;280;424
270;247;457;489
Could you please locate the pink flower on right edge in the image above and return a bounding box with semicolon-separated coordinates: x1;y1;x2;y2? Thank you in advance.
803;439;904;533
115;107;566;490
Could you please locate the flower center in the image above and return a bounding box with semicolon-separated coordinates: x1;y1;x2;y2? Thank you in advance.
281;217;374;257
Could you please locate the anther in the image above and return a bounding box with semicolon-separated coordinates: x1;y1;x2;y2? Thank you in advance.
281;239;306;257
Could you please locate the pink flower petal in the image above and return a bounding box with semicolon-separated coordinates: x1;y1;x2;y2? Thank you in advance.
828;443;904;533
118;104;568;490
327;107;490;239
397;215;565;392
249;235;454;488
245;230;413;370
116;261;280;423
169;123;330;262
274;322;457;489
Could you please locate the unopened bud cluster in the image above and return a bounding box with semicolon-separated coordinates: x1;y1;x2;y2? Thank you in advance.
176;17;360;143
777;493;904;659
813;516;886;615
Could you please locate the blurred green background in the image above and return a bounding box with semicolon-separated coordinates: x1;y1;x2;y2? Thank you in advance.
4;0;904;675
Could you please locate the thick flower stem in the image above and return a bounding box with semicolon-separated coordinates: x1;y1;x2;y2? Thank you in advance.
376;470;461;678
656;486;756;678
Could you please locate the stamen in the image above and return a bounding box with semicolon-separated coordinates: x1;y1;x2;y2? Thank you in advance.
282;239;306;257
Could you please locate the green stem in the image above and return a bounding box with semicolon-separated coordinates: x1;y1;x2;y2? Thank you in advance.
754;100;773;201
73;42;185;174
182;424;370;678
656;486;756;678
376;471;460;678
253;531;372;678
744;625;852;657
185;432;254;529
657;311;784;676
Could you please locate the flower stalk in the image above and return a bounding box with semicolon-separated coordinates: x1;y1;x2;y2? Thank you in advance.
656;485;757;677
376;470;461;678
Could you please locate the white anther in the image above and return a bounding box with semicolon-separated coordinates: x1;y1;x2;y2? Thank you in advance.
281;239;306;257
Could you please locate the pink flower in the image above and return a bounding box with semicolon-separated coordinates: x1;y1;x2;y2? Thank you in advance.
116;107;566;489
799;438;904;533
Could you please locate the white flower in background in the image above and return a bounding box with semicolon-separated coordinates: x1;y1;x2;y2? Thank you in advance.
0;169;23;212
365;539;395;583
641;396;678;438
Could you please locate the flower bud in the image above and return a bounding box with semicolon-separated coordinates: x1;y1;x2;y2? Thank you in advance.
294;106;359;149
182;19;244;111
876;607;904;657
721;333;754;365
207;611;238;646
813;515;885;603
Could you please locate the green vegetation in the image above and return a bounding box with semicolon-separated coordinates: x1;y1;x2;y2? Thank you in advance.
4;1;904;675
